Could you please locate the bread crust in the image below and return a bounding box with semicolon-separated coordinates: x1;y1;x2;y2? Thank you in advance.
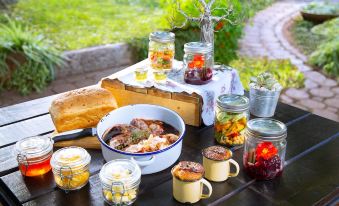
49;87;117;132
172;161;204;182
202;146;232;161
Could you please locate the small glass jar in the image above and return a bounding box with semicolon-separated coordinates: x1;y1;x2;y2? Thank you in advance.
15;136;53;177
148;31;175;81
51;146;91;191
183;42;213;85
99;159;141;206
134;67;148;82
243;118;287;180
214;94;249;146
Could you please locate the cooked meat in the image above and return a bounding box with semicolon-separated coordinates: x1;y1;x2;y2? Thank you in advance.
161;133;179;144
131;118;164;135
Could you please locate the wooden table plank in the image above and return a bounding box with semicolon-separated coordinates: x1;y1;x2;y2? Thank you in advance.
0;114;54;148
0;95;55;127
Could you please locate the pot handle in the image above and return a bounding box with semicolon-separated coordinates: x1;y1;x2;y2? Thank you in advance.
131;156;156;167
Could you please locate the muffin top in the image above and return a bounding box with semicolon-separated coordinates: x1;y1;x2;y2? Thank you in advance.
202;146;232;161
172;161;204;182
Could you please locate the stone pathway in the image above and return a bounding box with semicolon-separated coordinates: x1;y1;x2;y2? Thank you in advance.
0;66;126;107
238;1;339;122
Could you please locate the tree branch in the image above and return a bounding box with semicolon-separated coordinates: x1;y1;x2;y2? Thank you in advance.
177;1;200;22
198;0;207;8
207;0;216;10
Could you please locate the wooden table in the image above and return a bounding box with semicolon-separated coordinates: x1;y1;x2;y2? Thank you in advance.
0;92;338;206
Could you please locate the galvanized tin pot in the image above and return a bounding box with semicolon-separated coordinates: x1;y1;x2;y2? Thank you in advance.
249;87;281;117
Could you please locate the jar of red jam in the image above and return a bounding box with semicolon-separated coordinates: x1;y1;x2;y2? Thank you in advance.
15;136;53;177
243;118;287;180
183;42;213;85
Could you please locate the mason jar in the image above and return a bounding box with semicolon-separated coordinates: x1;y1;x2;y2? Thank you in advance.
99;159;141;205
51;146;91;191
148;31;175;81
15;136;53;177
214;94;249;146
183;42;213;85
243;118;287;180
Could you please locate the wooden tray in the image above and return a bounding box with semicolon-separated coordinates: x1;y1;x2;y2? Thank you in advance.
100;78;203;126
52;131;101;149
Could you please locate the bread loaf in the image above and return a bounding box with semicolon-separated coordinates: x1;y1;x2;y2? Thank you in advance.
49;87;118;132
172;161;204;182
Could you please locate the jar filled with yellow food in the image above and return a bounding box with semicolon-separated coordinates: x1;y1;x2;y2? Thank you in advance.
215;94;249;146
148;31;175;82
50;146;91;191
99;159;141;205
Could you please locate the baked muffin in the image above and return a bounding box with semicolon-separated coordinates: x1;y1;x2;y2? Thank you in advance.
202;146;232;161
172;161;204;182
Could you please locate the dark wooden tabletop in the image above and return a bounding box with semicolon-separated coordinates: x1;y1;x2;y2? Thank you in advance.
0;94;338;206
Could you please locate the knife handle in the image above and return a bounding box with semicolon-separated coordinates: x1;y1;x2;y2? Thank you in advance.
52;128;93;143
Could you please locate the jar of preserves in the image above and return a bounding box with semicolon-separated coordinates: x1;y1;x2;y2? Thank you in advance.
15;136;53;177
183;42;213;85
99;159;141;205
148;31;175;82
243;118;287;180
214;94;249;146
51;146;91;191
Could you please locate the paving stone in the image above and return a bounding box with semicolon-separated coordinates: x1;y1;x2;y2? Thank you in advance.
52;83;77;94
280;94;294;104
304;79;318;89
332;87;339;95
324;98;339;109
327;107;338;113
312;97;323;102
310;87;334;98
296;99;325;109
312;109;339;122
284;88;309;99
323;78;338;87
304;71;326;84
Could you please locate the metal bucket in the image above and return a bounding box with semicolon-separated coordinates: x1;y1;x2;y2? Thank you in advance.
249;87;281;117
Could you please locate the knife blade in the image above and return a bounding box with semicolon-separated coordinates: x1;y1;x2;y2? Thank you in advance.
52;128;97;143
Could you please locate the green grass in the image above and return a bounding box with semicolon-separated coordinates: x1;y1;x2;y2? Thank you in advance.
290;18;326;55
2;0;169;51
229;57;305;90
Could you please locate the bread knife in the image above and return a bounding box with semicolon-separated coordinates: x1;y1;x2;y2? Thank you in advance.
52;128;97;143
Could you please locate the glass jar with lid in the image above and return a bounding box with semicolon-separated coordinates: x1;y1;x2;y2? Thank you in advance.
15;136;54;177
50;146;91;190
214;94;249;146
148;31;175;82
183;42;213;85
99;159;141;205
243;118;287;180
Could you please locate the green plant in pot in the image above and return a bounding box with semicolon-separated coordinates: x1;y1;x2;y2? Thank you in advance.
249;72;282;117
0;18;63;95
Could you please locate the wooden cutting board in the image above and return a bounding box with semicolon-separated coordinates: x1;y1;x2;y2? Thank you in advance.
51;131;101;149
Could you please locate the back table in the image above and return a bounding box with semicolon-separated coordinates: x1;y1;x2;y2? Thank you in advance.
0;87;338;206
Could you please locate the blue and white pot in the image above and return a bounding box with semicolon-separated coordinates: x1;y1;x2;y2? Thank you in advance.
97;104;185;175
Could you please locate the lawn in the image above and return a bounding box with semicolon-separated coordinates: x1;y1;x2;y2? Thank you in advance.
1;0;169;51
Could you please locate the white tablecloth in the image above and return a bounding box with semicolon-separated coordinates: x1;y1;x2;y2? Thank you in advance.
108;60;244;125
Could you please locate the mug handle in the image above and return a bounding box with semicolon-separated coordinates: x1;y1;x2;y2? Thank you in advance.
228;159;240;177
200;178;213;199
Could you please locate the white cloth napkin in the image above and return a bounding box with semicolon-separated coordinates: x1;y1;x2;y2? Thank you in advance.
109;60;244;126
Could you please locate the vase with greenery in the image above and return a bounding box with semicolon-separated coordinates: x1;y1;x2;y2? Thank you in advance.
0;17;63;95
249;72;282;117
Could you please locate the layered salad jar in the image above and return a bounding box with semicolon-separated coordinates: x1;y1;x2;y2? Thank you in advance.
243;118;287;180
214;94;249;146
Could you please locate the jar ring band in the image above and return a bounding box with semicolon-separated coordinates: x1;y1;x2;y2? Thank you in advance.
59;166;73;190
17;154;29;175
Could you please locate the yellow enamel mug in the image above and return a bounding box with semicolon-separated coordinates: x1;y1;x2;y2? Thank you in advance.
172;176;212;203
203;148;240;182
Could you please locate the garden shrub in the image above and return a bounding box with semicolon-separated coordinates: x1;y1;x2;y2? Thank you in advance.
229;57;305;90
0;18;63;94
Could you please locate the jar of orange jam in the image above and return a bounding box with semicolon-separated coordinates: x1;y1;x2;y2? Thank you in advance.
15;136;54;177
51;146;91;191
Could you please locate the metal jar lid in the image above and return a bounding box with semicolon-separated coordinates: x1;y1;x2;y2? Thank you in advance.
149;31;175;43
245;118;287;140
217;94;249;112
184;42;212;54
15;136;53;159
